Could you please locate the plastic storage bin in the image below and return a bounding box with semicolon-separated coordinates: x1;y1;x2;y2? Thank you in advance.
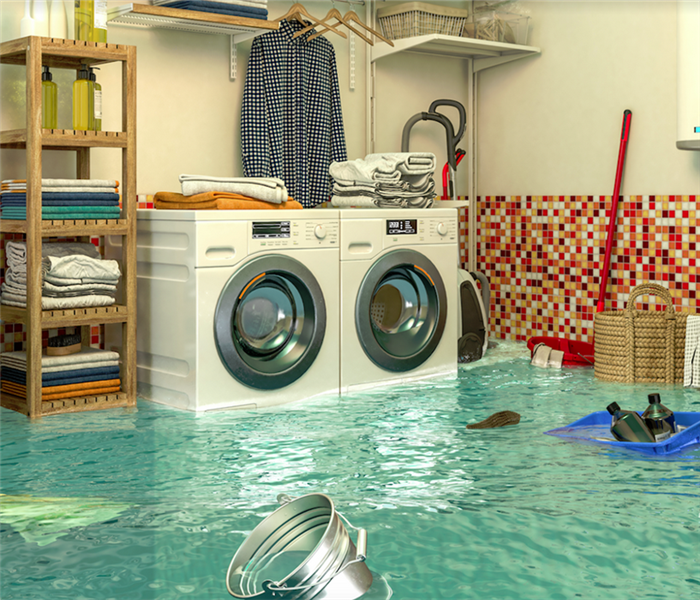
377;2;470;41
544;411;700;456
463;11;530;45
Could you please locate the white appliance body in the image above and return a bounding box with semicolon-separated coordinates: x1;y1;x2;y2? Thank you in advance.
339;208;459;393
678;0;700;150
115;210;340;412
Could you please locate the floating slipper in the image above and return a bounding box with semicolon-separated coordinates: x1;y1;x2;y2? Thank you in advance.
466;410;521;429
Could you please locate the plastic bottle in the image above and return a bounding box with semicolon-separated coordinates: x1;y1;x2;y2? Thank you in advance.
49;0;68;38
606;402;655;443
33;0;50;37
642;393;676;441
72;63;94;131
41;66;58;129
90;66;102;131
74;1;93;42
92;0;107;43
20;0;36;37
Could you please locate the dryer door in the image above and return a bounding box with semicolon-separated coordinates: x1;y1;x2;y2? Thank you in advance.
356;249;447;372
214;255;326;390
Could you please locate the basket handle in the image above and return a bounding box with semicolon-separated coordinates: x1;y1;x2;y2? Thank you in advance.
624;283;676;318
623;283;676;383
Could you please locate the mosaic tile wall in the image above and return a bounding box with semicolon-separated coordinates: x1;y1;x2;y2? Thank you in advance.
472;195;699;345
2;194;696;351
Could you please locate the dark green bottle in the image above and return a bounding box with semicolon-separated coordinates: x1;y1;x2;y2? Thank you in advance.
641;393;676;441
607;402;655;443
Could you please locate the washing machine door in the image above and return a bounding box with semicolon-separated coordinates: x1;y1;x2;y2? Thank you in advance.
356;249;447;372
214;255;326;390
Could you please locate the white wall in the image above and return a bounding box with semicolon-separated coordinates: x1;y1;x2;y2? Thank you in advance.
1;1;698;197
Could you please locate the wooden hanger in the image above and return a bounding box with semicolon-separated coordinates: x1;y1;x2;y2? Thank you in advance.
344;10;395;47
275;3;347;39
310;8;374;44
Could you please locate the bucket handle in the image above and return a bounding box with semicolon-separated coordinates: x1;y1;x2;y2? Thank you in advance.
265;497;369;594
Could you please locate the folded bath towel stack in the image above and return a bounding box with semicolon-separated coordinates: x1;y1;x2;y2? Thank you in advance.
0;347;121;401
1;241;121;309
150;0;268;20
154;174;302;210
0;179;121;220
329;153;437;209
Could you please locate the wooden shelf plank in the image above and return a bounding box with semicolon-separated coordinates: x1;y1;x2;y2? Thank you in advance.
0;304;130;327
1;36;130;68
1;391;134;416
1;129;128;149
0;219;128;235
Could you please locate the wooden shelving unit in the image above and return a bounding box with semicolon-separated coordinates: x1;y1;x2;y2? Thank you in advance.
0;36;137;418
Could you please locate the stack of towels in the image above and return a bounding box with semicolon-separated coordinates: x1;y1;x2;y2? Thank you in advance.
1;241;121;310
1;179;121;220
154;174;303;210
329;153;437;209
150;0;268;20
0;347;121;401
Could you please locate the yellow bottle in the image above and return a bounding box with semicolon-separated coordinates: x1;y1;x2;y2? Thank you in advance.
73;64;94;131
90;67;102;131
93;0;107;43
41;66;58;129
74;1;93;42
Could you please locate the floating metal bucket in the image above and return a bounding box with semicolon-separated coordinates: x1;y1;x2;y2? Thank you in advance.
226;494;372;600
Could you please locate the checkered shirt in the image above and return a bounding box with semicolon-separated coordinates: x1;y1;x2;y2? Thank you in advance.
241;19;348;208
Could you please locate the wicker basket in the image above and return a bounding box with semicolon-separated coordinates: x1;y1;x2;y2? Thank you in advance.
594;283;690;383
377;2;470;41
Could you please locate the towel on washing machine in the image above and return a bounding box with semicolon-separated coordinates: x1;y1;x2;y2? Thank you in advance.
154;191;302;210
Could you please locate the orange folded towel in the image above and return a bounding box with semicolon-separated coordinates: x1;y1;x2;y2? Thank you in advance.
42;385;121;401
154;191;303;211
42;379;121;395
1;379;121;400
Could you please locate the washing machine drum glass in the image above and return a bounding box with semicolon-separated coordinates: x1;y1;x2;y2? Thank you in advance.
214;256;326;390
357;250;447;372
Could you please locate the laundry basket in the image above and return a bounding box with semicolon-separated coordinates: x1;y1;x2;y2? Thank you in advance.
377;2;470;40
594;283;690;383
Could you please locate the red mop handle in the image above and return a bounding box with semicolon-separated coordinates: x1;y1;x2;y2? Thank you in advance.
596;110;632;313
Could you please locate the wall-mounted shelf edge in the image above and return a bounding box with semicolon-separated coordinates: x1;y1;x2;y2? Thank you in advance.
371;33;540;72
108;3;279;79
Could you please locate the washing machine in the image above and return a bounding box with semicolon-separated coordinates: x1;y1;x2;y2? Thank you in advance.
109;209;339;412
339;208;459;393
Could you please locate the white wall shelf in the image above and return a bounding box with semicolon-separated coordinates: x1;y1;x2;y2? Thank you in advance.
108;3;278;79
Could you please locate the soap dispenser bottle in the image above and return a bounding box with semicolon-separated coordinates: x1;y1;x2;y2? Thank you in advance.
89;66;102;131
73;63;94;131
41;66;58;129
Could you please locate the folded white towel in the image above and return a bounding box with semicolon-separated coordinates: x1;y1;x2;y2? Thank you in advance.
0;292;115;310
44;255;121;282
179;174;288;204
684;315;700;387
330;153;436;185
0;347;120;369
331;196;378;208
5;241;101;271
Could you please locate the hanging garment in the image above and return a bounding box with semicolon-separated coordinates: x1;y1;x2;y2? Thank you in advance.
241;19;347;208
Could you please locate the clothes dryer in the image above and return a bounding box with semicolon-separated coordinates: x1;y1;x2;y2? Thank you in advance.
109;210;339;412
339;208;459;393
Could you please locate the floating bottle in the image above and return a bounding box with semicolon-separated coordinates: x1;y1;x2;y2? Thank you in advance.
642;393;676;442
607;402;655;443
72;63;94;131
41;66;58;129
90;66;102;131
92;0;108;42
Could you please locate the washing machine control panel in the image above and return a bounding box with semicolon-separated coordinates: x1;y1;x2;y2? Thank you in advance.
384;216;457;247
249;219;339;251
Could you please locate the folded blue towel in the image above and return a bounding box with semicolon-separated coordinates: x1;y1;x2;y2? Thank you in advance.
0;192;120;201
1;365;121;386
159;0;267;18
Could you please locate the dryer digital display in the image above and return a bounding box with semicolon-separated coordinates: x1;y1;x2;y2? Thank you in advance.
386;219;417;235
252;221;291;239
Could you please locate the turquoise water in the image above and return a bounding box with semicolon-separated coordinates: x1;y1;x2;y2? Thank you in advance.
2;341;699;599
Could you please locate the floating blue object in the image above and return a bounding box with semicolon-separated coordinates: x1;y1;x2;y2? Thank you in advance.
544;411;700;455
